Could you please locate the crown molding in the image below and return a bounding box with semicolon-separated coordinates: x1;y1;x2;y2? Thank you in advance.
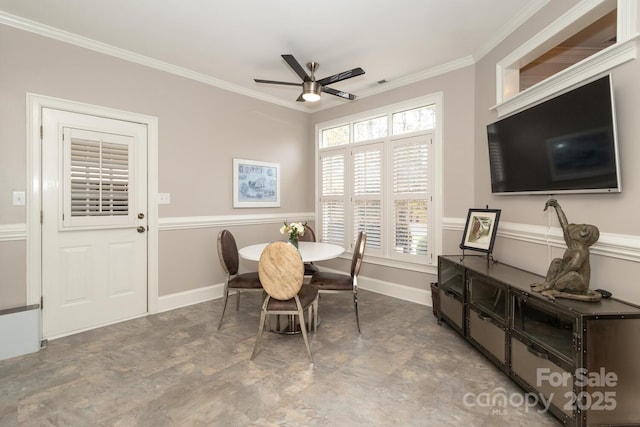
0;11;309;113
473;0;551;62
311;56;476;112
0;1;594;116
0;9;502;115
362;56;475;96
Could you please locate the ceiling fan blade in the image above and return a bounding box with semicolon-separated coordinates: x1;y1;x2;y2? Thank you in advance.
322;86;357;101
282;54;311;82
316;67;365;86
254;79;302;87
296;94;305;102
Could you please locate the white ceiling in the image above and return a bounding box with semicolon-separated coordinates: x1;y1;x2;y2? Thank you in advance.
0;0;548;111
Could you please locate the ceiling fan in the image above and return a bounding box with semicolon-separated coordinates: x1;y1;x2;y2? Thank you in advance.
254;54;365;102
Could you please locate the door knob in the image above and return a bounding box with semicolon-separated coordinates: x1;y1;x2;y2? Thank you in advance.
137;226;146;233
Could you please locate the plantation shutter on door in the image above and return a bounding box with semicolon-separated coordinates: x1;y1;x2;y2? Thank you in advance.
352;145;382;250
320;152;346;244
63;127;135;228
393;136;430;257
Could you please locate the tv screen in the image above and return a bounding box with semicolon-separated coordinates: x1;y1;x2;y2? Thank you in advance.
487;75;621;195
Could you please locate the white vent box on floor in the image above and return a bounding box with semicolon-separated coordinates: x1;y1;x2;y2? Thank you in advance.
0;305;41;361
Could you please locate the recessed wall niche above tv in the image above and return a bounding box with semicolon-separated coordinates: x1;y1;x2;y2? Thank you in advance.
487;75;621;195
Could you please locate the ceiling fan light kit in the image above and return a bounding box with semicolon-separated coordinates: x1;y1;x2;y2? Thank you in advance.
302;81;321;102
254;54;365;102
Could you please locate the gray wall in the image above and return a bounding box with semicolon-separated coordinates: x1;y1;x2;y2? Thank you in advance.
473;1;640;305
2;0;640;311
0;24;311;308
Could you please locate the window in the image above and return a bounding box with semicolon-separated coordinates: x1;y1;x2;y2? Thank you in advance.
353;144;382;250
319;153;345;243
495;0;637;117
392;136;430;256
321;124;349;148
354;116;387;142
519;10;617;91
317;96;441;269
392;106;436;135
63;127;134;228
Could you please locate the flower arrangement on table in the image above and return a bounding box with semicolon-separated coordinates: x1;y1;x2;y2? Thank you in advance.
280;221;306;248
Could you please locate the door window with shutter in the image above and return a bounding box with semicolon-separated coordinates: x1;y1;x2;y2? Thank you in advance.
62;127;136;228
317;98;438;266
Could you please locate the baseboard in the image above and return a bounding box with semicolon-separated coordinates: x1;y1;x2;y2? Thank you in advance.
157;273;432;314
157;283;224;313
358;275;432;307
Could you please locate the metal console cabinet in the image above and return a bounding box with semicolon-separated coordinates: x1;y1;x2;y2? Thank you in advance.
437;255;640;427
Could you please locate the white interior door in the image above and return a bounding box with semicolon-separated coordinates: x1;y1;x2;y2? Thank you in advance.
41;108;148;339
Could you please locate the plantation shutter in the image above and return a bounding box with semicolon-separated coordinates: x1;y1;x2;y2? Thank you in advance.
63;127;135;228
392;136;430;257
353;145;382;250
320;152;345;244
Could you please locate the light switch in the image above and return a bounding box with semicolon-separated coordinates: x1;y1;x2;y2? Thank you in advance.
157;193;171;205
12;191;25;206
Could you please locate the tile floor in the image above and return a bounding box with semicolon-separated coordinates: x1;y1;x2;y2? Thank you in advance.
0;290;560;426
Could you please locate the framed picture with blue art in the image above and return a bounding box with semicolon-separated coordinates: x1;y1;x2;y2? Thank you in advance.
233;158;280;208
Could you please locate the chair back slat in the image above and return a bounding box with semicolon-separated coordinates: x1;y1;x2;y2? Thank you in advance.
217;230;239;275
350;231;367;277
299;225;317;242
259;241;304;300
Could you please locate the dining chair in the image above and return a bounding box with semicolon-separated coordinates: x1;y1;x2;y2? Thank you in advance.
310;231;367;333
251;241;319;362
217;229;263;330
299;224;319;276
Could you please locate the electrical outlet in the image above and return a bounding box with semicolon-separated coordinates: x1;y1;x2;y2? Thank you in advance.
157;193;171;205
12;191;25;206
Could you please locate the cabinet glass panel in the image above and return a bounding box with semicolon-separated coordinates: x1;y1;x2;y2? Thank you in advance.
468;274;506;322
512;294;574;360
439;259;464;297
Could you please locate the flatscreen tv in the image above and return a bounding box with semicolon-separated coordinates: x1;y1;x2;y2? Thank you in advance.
487;74;621;195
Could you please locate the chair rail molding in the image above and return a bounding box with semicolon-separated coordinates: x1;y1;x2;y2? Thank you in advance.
158;212;316;231
443;217;640;263
0;223;27;241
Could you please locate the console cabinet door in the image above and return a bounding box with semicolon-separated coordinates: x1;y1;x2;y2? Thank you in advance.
438;257;465;334
468;309;506;366
467;273;507;323
440;290;464;333
584;318;640;426
512;292;575;364
511;337;574;419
